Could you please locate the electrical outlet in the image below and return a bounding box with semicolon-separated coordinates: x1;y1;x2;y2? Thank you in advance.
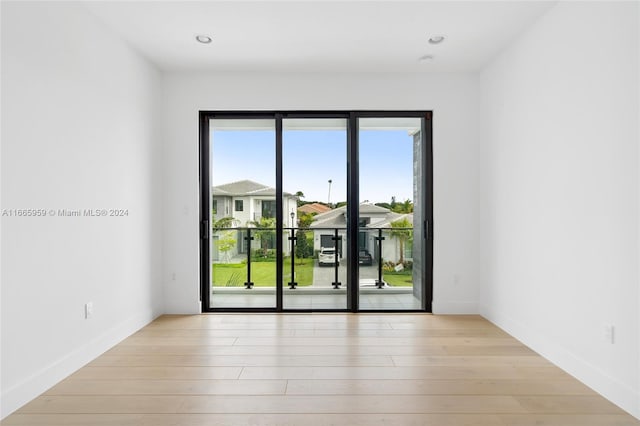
603;325;614;344
85;302;93;319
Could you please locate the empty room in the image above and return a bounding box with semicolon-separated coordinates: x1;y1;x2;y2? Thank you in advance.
1;1;639;424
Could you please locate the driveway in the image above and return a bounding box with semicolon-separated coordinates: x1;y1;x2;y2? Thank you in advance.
312;262;379;287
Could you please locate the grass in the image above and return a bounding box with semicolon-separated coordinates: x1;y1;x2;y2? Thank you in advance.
212;258;415;288
383;270;414;287
213;258;314;287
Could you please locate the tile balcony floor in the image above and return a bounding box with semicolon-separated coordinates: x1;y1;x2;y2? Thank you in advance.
211;288;421;310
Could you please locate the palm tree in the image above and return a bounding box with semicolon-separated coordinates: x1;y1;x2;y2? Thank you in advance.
212;216;236;230
389;218;412;264
389;198;413;213
400;199;413;213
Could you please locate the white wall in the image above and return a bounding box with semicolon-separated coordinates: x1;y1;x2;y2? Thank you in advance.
479;1;639;417
0;2;163;418
162;72;480;314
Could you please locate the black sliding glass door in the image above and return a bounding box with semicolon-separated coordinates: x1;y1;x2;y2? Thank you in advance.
199;111;432;312
357;117;426;310
282;118;349;310
208;118;277;309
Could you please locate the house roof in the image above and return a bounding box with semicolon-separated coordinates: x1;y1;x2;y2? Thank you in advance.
310;203;413;229
213;180;293;197
298;203;332;215
374;213;414;228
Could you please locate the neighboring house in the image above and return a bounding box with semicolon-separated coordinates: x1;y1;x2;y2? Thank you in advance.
212;180;297;260
297;202;332;215
309;203;413;264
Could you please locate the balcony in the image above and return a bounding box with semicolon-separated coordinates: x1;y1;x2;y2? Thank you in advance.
210;226;420;309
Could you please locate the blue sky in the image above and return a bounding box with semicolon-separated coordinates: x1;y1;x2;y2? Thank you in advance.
211;129;414;204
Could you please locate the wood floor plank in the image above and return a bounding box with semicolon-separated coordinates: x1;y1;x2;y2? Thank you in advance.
2;313;638;426
44;379;287;395
134;328;298;337
291;328;510;337
143;321;396;331
17;395;185;414
105;343;449;356
233;336;520;346
0;413;501;426
69;366;242;380
514;395;627;414
391;355;551;366
239;365;571;380
175;395;528;414
134;327;509;338
497;414;640;426
444;345;538;356
90;354;395;367
284;379;597;396
17;395;526;414
119;336;237;346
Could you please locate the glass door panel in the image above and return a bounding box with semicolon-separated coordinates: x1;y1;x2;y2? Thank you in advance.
210;119;276;309
358;117;424;310
282;118;348;310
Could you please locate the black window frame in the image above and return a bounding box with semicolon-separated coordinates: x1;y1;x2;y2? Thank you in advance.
199;110;433;313
234;199;244;212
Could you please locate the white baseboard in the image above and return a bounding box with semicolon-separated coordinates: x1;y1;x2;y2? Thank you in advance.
479;304;640;420
432;300;479;314
162;299;201;315
0;308;160;419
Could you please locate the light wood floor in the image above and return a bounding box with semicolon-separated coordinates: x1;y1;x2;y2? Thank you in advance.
2;314;639;425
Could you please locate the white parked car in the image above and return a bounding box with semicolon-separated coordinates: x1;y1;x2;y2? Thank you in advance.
318;247;339;266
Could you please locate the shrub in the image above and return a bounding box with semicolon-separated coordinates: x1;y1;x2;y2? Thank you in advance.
295;230;314;258
382;260;396;272
251;248;276;261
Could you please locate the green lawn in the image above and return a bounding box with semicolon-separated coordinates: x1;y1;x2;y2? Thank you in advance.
213;258;414;287
383;271;414;287
213;258;314;287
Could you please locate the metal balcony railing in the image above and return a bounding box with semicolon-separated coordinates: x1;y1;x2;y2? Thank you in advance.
211;226;413;289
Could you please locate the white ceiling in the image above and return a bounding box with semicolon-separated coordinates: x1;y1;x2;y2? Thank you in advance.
85;1;556;73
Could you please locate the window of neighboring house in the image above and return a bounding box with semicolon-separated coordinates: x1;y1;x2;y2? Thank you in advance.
212;199;217;214
264;232;276;249
262;200;276;219
235;200;244;212
358;218;370;227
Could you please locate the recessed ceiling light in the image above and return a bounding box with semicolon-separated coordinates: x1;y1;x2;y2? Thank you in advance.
195;35;213;44
428;35;445;44
418;55;434;63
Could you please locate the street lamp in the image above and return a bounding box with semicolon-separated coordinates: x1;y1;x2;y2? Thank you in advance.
328;179;332;205
288;210;297;289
